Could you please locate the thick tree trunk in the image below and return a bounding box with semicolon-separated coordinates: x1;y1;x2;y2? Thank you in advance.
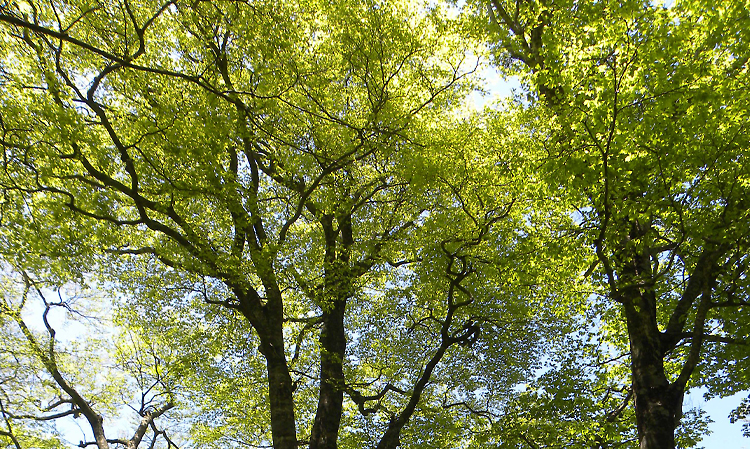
632;378;681;449
613;221;681;449
237;287;298;449
309;214;352;449
376;419;405;449
261;335;299;449
309;300;347;449
625;301;682;449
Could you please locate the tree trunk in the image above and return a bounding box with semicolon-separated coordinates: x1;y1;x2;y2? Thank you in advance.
625;300;682;449
237;286;299;449
261;335;299;449
632;379;681;449
309;214;352;449
613;220;681;449
376;419;405;449
309;300;347;449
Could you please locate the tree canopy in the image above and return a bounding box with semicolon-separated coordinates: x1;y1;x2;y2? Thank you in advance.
475;0;750;447
0;0;748;449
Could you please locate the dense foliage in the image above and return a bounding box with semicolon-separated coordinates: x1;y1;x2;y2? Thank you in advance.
474;0;750;447
0;0;748;448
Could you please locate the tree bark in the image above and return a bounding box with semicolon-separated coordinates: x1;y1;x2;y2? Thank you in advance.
237;287;298;449
625;304;682;449
309;300;347;449
309;214;352;449
614;219;681;449
261;332;299;449
619;238;725;449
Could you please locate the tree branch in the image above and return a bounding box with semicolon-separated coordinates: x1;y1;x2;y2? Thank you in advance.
606;388;633;422
128;403;175;449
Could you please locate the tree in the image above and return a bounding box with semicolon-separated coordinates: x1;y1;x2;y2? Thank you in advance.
0;0;581;448
0;266;181;449
476;0;750;447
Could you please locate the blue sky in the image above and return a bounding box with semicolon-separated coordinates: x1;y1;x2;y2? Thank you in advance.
688;390;748;449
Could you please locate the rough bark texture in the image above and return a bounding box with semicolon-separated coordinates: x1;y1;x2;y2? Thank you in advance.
616;229;722;449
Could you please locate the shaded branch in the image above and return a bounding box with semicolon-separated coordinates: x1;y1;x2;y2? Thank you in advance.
606;388;633;422
345;383;408;416
662;244;727;348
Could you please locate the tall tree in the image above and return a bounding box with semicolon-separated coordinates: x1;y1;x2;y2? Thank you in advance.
0;0;580;447
476;0;750;447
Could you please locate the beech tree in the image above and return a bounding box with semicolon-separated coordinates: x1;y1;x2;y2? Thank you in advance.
0;267;182;449
476;0;750;448
6;0;747;447
0;0;581;448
